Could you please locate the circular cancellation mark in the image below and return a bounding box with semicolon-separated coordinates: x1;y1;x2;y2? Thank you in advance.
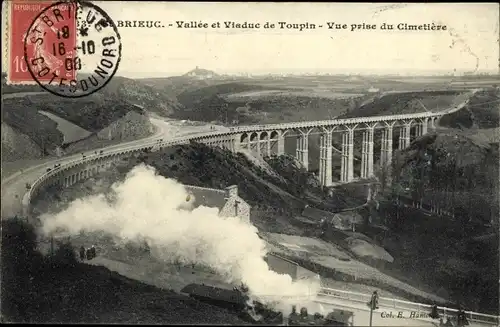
23;0;122;98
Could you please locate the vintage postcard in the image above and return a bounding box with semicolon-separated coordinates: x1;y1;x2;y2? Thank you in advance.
1;1;499;326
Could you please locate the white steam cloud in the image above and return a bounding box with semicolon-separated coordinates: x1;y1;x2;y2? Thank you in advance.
40;164;320;312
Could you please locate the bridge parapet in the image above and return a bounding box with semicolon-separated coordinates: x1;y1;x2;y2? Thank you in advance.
184;185;226;194
25;140;188;207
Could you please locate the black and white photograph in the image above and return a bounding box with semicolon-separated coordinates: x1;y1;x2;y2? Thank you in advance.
1;1;499;325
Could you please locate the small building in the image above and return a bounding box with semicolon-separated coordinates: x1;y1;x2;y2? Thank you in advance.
184;185;251;223
265;253;320;282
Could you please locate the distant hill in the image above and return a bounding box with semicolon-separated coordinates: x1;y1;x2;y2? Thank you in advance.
183;66;219;79
98;76;182;116
1;73;182;117
171;81;364;124
1;72;41;94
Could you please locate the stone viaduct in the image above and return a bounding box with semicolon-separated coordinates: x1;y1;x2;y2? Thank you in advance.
23;111;442;215
191;112;441;186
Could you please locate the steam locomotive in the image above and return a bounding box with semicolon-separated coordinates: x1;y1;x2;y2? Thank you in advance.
180;283;354;326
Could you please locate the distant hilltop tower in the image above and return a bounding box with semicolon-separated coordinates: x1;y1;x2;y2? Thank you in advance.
185;66;217;80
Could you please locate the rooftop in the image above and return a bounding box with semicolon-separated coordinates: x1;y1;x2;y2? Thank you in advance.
185;185;227;211
180;283;248;305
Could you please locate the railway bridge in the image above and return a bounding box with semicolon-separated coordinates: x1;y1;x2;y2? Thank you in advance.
25;112;444;214
190;112;442;186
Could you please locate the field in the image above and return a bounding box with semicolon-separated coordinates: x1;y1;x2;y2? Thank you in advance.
263;233;447;304
225;89;365;101
38;111;92;144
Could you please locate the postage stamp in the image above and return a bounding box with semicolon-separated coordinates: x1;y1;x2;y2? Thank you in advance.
7;0;75;84
6;0;121;97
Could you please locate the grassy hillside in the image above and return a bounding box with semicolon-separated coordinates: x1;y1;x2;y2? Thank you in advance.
392;132;499;227
340;91;465;118
135;144;368;214
1;122;44;161
171;82;366;124
2;73;181;117
439;88;500;128
2;97;64;154
97;76;183;116
1;217;247;324
379;130;499;313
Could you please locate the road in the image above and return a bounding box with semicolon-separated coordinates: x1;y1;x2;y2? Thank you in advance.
0;117;226;218
312;295;491;327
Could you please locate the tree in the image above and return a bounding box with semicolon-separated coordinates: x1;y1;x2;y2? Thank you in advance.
1;218;43;320
52;241;77;268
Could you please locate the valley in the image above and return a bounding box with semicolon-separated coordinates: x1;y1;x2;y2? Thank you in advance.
2;70;499;325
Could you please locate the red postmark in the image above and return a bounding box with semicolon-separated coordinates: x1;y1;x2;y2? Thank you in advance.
9;0;77;84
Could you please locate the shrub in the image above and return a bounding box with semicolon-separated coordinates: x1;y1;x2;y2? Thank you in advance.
1;217;43;320
51;241;78;269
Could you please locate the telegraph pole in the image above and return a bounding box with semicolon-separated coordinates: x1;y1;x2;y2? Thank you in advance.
369;304;374;327
367;291;378;327
50;233;54;258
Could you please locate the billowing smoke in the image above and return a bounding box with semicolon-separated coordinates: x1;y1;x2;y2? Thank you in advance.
40;164;320;312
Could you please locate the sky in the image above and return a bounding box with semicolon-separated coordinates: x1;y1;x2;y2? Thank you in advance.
2;2;499;78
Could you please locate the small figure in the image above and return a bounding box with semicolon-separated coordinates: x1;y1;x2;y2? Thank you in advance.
430;304;440;319
90;245;96;259
370;290;379;309
86;248;92;260
79;246;86;261
457;308;469;326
